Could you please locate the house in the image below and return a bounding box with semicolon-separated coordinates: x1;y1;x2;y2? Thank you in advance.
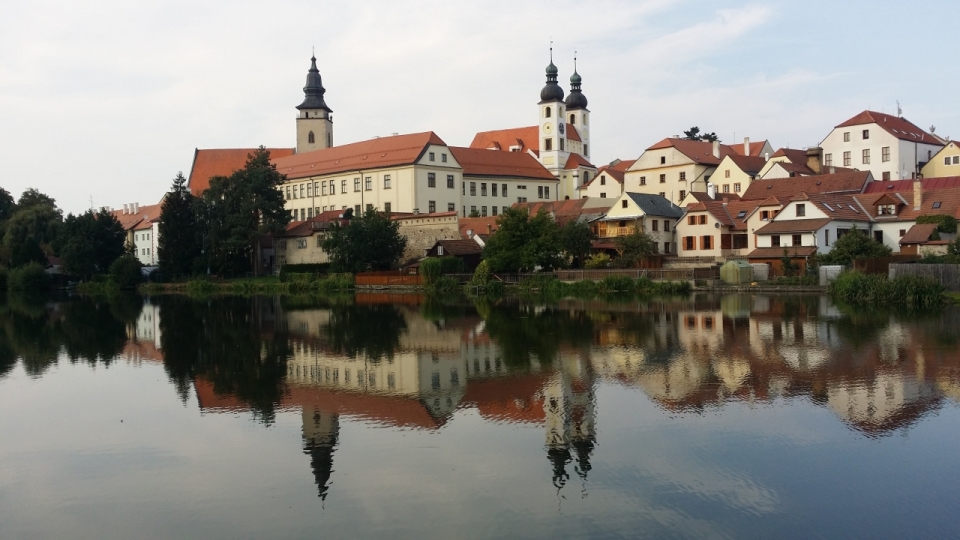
752;192;873;257
855;185;960;251
624;138;739;206
820;110;944;181
459;216;500;246
273;210;346;268
111;201;163;267
727;137;774;159
921;142;960;178
758;147;829;179
711;154;768;196
740;170;873;201
448;146;559;217
393;211;461;264
595;193;684;254
424;239;483;271
675;199;764;259
899;223;950;256
577;159;635;199
677;189;741;208
188;147;295;196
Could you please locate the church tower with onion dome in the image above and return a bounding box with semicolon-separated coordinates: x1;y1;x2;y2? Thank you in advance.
564;55;590;161
537;47;570;177
296;54;333;154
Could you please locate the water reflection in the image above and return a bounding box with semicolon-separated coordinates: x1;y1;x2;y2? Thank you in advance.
2;291;960;504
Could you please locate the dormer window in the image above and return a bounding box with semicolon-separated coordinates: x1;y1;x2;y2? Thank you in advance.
877;204;896;215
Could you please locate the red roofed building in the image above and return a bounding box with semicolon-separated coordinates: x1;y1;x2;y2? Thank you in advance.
820;110;944;182
188;148;295;196
578;158;637;199
625;138;742;206
110;200;164;266
449;146;559;218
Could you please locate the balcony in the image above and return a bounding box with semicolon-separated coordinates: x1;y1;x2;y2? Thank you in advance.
597;225;637;238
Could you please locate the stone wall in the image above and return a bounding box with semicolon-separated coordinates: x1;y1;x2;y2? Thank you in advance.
396;214;461;264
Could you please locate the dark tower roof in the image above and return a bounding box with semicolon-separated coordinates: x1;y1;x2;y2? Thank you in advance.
565;56;588;110
539;48;565;103
297;55;332;112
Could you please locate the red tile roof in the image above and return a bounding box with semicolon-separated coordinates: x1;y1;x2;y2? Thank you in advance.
900;223;939;244
564;153;595;170
110;203;162;231
608;159;637;173
460;216;499;239
646;138;737;166
727;154;768;175
448;147;555;180
836;111;943;145
770;148;808;163
859;187;960;220
728;139;770;157
754;218;833;234
277;209;346;237
272;132;446;181
862;176;960;193
741;171;871;201
189;148;295;196
566;124;582;142
433;239;482;256
794;192;873;221
469;126;539;153
684;199;762;231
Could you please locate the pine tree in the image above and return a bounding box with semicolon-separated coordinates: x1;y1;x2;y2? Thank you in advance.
158;172;201;278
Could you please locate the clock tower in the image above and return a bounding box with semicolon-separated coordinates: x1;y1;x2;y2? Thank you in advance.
538;48;568;176
296;54;333;154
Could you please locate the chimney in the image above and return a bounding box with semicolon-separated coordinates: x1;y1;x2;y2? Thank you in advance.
707;183;717;199
487;224;493;234
913;180;922;211
805;147;823;174
743;137;750;156
712;140;720;159
764;152;770;161
123;204;128;215
133;202;139;214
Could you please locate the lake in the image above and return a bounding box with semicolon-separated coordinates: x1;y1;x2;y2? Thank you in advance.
1;292;959;539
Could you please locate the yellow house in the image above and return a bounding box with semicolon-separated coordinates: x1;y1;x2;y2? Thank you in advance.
711;154;768;196
624;138;738;206
921;141;960;178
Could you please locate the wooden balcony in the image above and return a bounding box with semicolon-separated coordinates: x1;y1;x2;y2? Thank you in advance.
597;225;637;238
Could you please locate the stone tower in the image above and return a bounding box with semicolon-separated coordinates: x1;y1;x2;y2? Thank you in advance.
296;55;333;154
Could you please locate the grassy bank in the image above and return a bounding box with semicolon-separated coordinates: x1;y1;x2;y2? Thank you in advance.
467;275;691;299
827;271;944;309
139;274;355;296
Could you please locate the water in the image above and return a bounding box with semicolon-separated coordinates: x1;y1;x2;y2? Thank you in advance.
1;293;959;539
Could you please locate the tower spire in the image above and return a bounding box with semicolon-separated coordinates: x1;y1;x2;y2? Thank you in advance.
297;52;331;112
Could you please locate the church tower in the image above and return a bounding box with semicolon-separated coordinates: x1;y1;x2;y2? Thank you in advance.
564;55;590;160
538;48;568;174
296;54;333;154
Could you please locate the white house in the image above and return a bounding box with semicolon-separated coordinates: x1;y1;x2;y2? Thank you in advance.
596;192;684;254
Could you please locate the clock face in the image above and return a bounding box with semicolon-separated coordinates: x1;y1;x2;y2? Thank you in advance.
543;123;553;134
559;123;565;135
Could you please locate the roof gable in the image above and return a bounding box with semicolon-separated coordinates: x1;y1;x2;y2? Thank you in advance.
448;147;555;180
645;138;737;166
835;111;943;145
564;153;596;170
469;126;539;153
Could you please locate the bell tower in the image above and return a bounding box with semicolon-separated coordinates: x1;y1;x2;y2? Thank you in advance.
538;46;567;174
296;54;333;154
564;54;590;160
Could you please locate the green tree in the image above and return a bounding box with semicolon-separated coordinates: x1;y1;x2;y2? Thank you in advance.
17;189;60;215
560;220;594;268
682;127;720;142
482;207;563;273
322;208;407;272
615;230;658;266
158;172;202;278
57;210;125;279
109;253;143;288
201;147;289;275
0;187;15;225
3;204;61;267
819;227;892;266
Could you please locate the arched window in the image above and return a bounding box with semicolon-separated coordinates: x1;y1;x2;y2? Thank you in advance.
327;133;332;147
308;132;315;144
570;114;575;125
545;106;552;118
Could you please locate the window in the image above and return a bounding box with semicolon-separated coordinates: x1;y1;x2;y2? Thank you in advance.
384;175;391;189
545;186;550;198
428;173;436;188
946;156;952;166
899;229;906;237
307;182;314;197
428;201;436;213
843;151;851;167
882;146;890;162
736;210;747;219
429;152;435;162
365;177;372;190
492;206;498;216
723;184;730;193
296;239;307;249
652;220;659;232
384;202;391;213
679;171;686;181
660;156;666;165
772;235;780;247
724;169;731;178
308;131;315;144
462;182;465;196
862;149;870;165
537;186;544;198
517;197;527;203
570;113;575;124
796;204;805;217
481;206;487;217
792;234;802;246
341;180;347;193
470;205;477;215
679;190;686;200
659;192;665;198
322;182;328;196
366;204;373;212
308;208;314;219
659;174;666;183
701;235;713;249
545;106;551;118
559;139;564;151
933;201;942;209
825;153;833;167
584;144;588;155
640;176;646;186
664;221;670;232
622;199;628;208
862;129;869;140
843;131;851;142
583;172;590;184
317;235;323;248
734;183;741;193
600;176;606;186
354;204;361;215
285;186;291;200
300;184;305;198
469;182;476;196
441;153;447;163
824;229;830;246
698;215;707;225
544;138;553;151
600;193;606;198
954;156;960;165
491;183;498;197
683;236;695;250
761;210;769;220
481;183;488;196
354;178;360;192
663;242;671;253
502;184;508;197
447;174;454;188
874;231;883;243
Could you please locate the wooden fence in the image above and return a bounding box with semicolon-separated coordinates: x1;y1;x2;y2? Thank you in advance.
854;255;919;275
556;267;717;281
355;272;423;286
889;263;960;291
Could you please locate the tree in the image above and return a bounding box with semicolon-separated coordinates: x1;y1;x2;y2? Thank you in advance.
3;204;61;267
322;208;407;272
819;227;892;266
0;187;15;225
57;210;125;279
201;147;290;275
482;207;564;273
615;230;658;266
682;126;719;142
560;220;594;268
109;253;143;288
159;172;202;278
17;188;60;215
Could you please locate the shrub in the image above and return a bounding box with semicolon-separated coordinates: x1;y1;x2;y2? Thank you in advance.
8;263;51;292
470;260;491;287
316;273;354;293
916;214;958;234
585;253;611;269
186;278;215;295
484;280;505;296
599;275;635;293
426;275;461;295
828;271;942;308
421;256;465;285
279;263;330;282
109;254;142;289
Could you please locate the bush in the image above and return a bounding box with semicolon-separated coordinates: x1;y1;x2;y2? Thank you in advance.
316;273;354;293
828;271;943;308
426;275;461;295
186;278;215;295
470;260;491;287
109;254;142;289
585;253;611;269
484;280;505;296
916;214;958;234
8;263;51;292
279;263;331;282
421;256;465;285
599;275;636;293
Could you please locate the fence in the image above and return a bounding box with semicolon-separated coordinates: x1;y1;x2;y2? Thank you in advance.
556;268;717;281
854;255;919;275
889;263;960;291
355;272;423;286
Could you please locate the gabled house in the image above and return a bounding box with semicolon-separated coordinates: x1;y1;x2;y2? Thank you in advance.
595;193;683;254
110;200;164;267
752;192;873;257
577;159;635;199
711;154;768;196
899;224;949;256
625;138;739;206
727;137;774;159
820;110;944;181
920;141;960;178
449;146;559;217
675;199;763;259
758;147;826;179
425;239;483;271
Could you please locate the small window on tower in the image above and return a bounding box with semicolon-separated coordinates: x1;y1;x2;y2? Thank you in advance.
308;132;315;144
570;114;575;125
545;106;552;118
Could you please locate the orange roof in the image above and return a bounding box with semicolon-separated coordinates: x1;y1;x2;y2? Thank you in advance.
862;176;960;193
566;124;582;142
687;199;762;230
741;171;871;201
855;187;960;221
272;132;446;181
770;148;809;163
793;192;872;221
646;138;737;165
900;223;939;244
188;148;295;196
754;218;833;234
836;111;943;145
469;126;539;153
460;216;500;238
110;203;162;231
726;154;768;175
448;147;556;180
728;139;770;157
564;153;595;170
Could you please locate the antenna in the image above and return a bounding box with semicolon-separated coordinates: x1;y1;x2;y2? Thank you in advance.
897;100;902;117
89;195;93;211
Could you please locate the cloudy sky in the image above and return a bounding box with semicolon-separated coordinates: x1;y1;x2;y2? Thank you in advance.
2;0;955;214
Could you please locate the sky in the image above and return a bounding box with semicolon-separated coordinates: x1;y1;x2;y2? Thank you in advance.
1;0;957;214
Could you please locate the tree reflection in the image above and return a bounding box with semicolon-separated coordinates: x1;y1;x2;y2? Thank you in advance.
482;301;595;368
319;304;406;361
